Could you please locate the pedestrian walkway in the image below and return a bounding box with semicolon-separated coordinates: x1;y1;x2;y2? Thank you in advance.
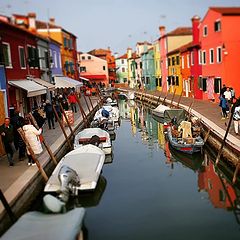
0;96;99;193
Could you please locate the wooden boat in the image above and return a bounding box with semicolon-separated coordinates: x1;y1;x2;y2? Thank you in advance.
74;128;112;155
152;104;170;118
1;207;85;240
166;125;204;154
44;144;105;192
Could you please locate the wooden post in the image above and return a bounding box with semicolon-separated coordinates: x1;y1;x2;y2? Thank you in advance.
0;189;16;223
17;128;48;182
170;89;176;108
177;91;183;108
75;93;89;127
203;128;211;143
233;162;240;184
28;113;57;166
59;103;74;138
162;91;169;105
215;109;234;165
82;92;91;113
88;95;94;109
52;105;72;150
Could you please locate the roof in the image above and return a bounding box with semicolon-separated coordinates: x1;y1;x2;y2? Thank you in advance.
210;7;240;15
136;41;152;46
167;27;192;36
117;54;127;59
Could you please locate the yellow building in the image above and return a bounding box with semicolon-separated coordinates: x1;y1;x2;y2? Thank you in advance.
167;48;182;95
36;19;79;80
153;40;161;91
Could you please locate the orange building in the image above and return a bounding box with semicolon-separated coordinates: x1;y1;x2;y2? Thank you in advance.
88;48;116;85
199;7;240;101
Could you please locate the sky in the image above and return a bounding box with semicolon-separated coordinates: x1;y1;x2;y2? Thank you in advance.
0;0;240;55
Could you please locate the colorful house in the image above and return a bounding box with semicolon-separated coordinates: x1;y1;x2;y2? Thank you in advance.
88;48;116;85
49;40;63;76
78;53;109;86
0;18;48;115
158;26;193;92
127;48;137;88
142;47;155;91
115;54;128;83
199;7;240;101
153;40;161;91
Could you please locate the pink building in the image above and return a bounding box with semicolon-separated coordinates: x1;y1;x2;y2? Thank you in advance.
78;53;109;86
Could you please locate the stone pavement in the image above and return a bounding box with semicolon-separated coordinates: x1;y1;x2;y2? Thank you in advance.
0;96;99;193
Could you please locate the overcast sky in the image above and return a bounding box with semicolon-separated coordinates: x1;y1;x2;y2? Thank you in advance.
0;0;239;55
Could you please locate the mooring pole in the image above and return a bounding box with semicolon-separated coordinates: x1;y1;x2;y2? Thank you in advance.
75;93;89;127
170;89;176;108
17;128;48;182
28;113;57;165
59;103;74;138
82;92;91;113
0;189;16;223
52;105;72;150
88;95;94;109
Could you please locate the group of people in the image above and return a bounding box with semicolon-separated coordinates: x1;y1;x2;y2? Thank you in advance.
0;90;80;167
219;85;240;135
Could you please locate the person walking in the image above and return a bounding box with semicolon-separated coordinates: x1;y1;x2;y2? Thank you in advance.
0;117;15;166
224;87;232;105
22;117;43;166
233;101;240;135
219;95;229;120
44;100;55;129
68;92;77;113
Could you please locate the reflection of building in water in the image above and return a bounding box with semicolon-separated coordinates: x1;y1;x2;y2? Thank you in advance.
118;100;131;119
198;152;237;210
130;106;136;136
157;123;165;150
144;110;158;145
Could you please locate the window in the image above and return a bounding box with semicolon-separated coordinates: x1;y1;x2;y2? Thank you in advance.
19;46;26;68
121;59;124;64
82;56;85;60
167;76;171;86
122;67;125;72
156;77;159;87
172;76;175;85
202;51;206;65
214;77;222;93
214;20;221;32
59;53;62;68
80;66;86;72
88;56;91;60
53;51;57;68
217;47;222;63
103;66;106;70
159;77;162;87
168;57;171;66
69;39;73;49
2;42;12;67
176;56;179;65
198;76;202;89
27;46;39;68
172;57;175;66
202;78;207;91
191;51;194;66
187;54;190;68
198;50;202;65
146;77;150;84
45;51;49;69
65;61;69;72
203;25;208;37
63;38;67;47
182;56;184;69
176;76;179;86
209;49;214;64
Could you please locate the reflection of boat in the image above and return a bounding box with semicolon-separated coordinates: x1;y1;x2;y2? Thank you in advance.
169;145;203;171
1;207;85;240
74;128;112;155
44;144;105;192
166;126;204;154
152;104;170;118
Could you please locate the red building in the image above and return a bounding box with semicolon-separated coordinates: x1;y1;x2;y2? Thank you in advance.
199;7;240;101
0;17;46;115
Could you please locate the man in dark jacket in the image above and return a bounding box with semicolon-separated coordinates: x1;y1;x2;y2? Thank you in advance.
44;100;55;129
0;118;15;166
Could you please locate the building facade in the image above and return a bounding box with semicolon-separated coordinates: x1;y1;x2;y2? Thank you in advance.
115;54;128;83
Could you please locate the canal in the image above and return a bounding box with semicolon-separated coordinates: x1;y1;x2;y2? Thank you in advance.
84;100;240;240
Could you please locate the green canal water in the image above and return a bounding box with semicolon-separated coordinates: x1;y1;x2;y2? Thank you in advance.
84;100;240;240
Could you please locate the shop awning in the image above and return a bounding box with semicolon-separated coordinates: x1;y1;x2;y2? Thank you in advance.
8;80;47;97
31;78;55;91
79;76;90;82
54;76;83;89
81;74;107;80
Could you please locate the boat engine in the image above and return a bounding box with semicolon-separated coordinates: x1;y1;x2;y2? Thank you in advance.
58;165;80;203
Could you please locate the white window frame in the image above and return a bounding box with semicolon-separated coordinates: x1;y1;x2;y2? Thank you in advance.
59;53;62;68
198;50;202;65
202;50;206;65
214;19;221;32
2;42;12;68
187;54;190;68
53;51;57;68
203;25;208;37
209;48;214;64
18;46;26;69
191;51;194;66
181;56;184;69
217;46;222;63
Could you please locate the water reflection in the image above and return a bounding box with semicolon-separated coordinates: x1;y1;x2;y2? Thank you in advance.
128;100;240;224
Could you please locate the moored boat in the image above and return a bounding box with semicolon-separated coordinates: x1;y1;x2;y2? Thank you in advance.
152;104;171;118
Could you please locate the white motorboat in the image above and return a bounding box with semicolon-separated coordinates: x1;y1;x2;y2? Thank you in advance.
44;144;105;192
74;128;112;155
1;207;85;240
106;97;118;106
152;104;170;118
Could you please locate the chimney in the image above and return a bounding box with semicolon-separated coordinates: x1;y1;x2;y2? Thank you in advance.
159;26;166;37
28;12;36;31
49;17;55;25
191;15;200;44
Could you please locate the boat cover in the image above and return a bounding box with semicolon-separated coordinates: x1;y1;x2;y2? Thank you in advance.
1;208;85;240
163;109;187;125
